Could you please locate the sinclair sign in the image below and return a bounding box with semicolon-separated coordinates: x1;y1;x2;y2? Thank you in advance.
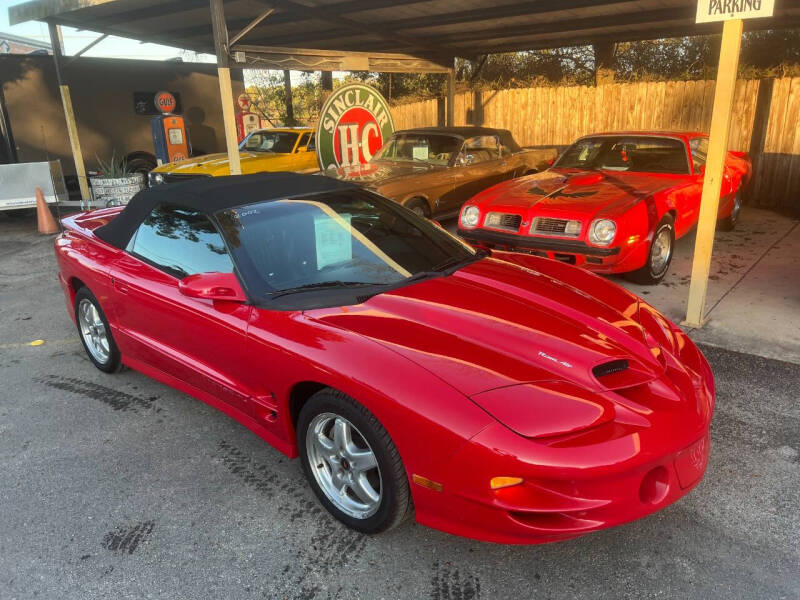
316;84;395;170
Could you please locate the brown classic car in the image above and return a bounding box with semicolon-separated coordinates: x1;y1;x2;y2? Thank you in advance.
325;127;557;219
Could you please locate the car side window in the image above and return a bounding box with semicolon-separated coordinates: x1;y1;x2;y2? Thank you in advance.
690;137;709;174
460;135;501;164
306;133;316;151
297;132;311;150
129;204;234;279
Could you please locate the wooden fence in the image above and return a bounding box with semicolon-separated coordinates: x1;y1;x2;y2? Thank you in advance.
391;78;800;211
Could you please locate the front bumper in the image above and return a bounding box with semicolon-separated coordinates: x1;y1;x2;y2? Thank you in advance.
416;424;710;545
458;228;620;257
456;227;651;273
412;331;715;544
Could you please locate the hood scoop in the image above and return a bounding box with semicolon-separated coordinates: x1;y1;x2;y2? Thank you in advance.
593;359;629;378
568;172;605;186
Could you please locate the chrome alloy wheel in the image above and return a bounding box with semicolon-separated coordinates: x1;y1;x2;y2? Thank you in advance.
77;298;110;364
650;226;673;277
306;412;382;519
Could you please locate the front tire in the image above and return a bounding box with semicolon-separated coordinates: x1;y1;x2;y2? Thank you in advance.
626;215;675;285
298;389;410;534
405;198;430;219
74;287;121;373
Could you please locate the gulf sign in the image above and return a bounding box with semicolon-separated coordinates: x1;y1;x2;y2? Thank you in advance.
154;91;177;114
316;84;394;170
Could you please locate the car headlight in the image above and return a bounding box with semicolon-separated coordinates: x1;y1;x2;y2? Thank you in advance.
148;171;165;186
461;205;480;228
588;218;617;246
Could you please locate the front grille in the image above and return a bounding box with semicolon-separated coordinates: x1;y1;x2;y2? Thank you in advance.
484;212;522;232
531;217;582;237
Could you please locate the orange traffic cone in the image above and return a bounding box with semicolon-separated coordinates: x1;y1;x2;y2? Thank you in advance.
36;187;59;235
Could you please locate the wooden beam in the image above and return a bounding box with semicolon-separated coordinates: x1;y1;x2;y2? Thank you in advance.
47;21;90;205
210;0;241;176
684;18;744;328
229;6;275;47
68;33;108;64
231;43;451;73
9;0;116;26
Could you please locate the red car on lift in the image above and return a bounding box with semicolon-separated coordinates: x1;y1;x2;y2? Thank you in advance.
458;132;751;283
55;174;714;544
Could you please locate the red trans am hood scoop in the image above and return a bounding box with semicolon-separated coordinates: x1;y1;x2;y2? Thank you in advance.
308;258;664;398
474;169;673;216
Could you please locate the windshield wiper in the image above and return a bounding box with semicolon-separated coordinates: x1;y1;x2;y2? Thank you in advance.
431;248;490;273
269;280;380;299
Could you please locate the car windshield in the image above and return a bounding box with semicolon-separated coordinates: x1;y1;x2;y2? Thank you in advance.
555;136;690;174
240;131;299;153
371;133;462;166
215;189;478;302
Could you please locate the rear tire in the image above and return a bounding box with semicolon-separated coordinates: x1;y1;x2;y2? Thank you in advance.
717;191;741;231
626;215;675;285
74;287;122;373
298;388;410;534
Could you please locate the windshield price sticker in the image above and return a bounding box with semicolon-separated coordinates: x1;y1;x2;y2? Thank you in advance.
695;0;774;23
315;214;353;269
412;145;430;161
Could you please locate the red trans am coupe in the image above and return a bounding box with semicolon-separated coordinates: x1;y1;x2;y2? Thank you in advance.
458;131;751;283
55;174;714;544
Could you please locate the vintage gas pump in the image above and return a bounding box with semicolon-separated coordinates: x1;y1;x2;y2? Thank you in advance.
235;93;262;143
150;91;190;164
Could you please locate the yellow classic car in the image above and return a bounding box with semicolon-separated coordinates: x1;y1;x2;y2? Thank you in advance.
147;128;319;186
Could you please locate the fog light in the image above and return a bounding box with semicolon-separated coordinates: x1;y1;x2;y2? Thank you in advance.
490;476;524;490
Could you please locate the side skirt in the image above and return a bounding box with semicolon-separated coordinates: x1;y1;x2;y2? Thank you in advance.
121;354;298;458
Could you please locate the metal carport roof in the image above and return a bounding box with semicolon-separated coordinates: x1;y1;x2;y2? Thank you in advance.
9;0;800;72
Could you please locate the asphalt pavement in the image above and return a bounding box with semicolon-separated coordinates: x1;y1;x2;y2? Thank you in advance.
1;211;798;600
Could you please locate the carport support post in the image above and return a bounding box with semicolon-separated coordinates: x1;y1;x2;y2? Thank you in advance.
47;22;90;206
210;0;242;175
684;19;743;328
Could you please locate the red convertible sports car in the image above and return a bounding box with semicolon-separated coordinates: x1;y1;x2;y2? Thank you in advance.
55;173;714;544
458;131;751;283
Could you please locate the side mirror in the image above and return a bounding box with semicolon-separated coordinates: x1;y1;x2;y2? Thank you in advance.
178;272;247;302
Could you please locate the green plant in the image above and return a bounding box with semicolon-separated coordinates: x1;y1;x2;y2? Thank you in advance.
95;150;132;178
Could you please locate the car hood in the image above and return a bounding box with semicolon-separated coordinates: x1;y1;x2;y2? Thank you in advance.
473;168;679;217
307;257;665;398
154;152;287;175
326;161;444;187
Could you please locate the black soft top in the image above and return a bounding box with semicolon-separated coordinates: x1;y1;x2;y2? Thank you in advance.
396;126;521;153
95;172;359;249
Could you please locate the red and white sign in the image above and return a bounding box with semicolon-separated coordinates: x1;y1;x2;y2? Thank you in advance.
154;91;177;114
237;93;252;110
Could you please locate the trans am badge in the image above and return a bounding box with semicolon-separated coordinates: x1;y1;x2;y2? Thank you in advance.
316;83;395;171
